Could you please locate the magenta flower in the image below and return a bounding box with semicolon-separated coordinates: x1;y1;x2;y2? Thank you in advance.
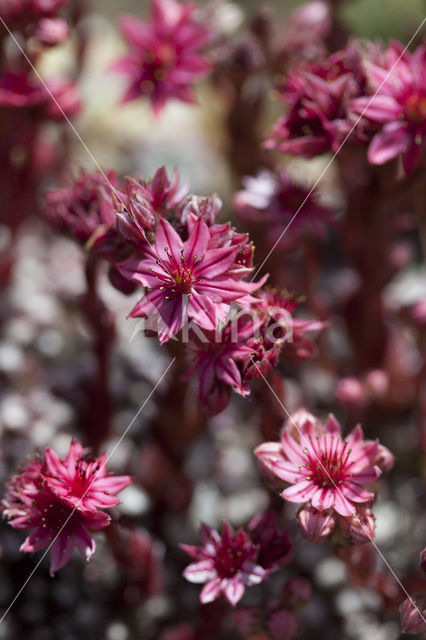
0;72;81;118
43;169;131;260
244;290;327;379
2;441;132;574
0;72;46;108
181;522;266;606
233;169;336;250
255;414;385;517
352;42;426;174
0;0;70;27
42;441;132;512
123;215;265;342
116;166;187;245
184;314;263;414
265;44;367;157
112;0;211;115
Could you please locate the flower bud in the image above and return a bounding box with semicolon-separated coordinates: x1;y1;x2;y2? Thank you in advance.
400;594;426;635
335;377;367;410
36;17;69;45
338;505;375;545
364;369;389;399
297;505;335;542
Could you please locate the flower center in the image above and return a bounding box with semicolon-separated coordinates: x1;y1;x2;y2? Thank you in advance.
304;436;353;488
140;43;177;93
214;542;245;579
35;491;79;539
71;457;100;495
405;92;426;125
148;247;199;299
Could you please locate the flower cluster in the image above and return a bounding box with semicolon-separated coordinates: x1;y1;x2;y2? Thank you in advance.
112;0;211;114
265;43;368;157
2;440;132;574
0;0;71;34
122;213;264;343
181;514;291;606
352;41;426;174
184;289;326;414
255;410;393;543
266;38;426;175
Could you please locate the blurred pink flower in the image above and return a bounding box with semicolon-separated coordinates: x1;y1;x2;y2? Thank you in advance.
2;441;132;574
35;17;69;45
233;169;336;249
43;169;131;261
112;0;211;115
245;290;327;378
0;72;46;107
0;0;70;25
255;414;384;517
181;521;266;606
352;41;426;174
265;44;367;156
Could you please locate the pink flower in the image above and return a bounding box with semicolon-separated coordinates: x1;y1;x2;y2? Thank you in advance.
0;0;70;25
35;17;69;45
44;78;82;119
245;290;327;378
43;169;131;261
112;0;211;115
116;166;187;245
181;521;266;606
184;314;263;414
233;169;336;250
255;414;385;517
0;72;81;117
352;42;426;174
123;215;265;342
2;441;132;574
265;44;367;156
42;440;132;512
281;1;330;55
0;72;46;108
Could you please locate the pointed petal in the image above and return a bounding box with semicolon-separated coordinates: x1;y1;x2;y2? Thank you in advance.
223;578;245;606
200;578;222;604
281;480;317;504
368;121;410;165
183;560;216;583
